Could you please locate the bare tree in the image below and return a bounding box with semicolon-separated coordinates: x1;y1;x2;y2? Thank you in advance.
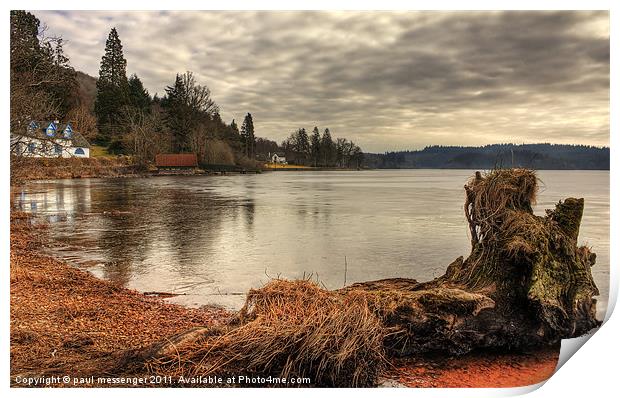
67;104;98;141
181;71;219;117
188;125;209;163
122;107;160;168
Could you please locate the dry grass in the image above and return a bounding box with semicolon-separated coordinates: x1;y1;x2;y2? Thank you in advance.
142;280;498;386
146;279;388;387
263;163;313;169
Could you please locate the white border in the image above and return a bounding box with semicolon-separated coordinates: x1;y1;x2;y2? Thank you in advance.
2;1;616;397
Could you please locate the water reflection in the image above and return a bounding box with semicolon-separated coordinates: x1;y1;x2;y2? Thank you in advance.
14;171;610;319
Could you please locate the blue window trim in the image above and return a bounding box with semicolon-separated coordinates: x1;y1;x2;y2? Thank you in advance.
74;148;85;155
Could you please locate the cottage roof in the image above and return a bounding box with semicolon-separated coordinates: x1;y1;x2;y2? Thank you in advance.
21;121;91;148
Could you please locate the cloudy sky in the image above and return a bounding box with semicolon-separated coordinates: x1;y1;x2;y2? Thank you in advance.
34;11;609;152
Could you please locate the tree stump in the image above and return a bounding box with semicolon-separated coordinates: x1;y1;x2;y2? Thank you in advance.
344;168;600;356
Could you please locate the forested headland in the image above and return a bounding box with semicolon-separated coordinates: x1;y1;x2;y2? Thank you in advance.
363;143;609;170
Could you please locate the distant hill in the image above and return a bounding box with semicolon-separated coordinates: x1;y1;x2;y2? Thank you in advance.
75;71;98;111
363;143;610;170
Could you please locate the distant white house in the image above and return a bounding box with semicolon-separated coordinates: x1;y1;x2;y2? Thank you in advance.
11;121;91;158
269;152;287;164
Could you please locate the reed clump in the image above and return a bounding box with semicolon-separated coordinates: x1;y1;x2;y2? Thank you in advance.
146;279;388;387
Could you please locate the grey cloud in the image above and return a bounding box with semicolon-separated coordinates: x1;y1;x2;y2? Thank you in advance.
34;10;609;152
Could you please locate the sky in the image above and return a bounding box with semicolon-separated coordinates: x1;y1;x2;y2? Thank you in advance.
34;11;609;152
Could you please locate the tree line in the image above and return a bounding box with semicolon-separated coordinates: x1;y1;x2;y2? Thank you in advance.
363;143;610;170
279;127;363;168
93;26;258;168
10;11;77;140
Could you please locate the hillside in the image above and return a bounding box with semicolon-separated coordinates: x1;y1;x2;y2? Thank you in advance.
76;71;98;110
363;143;610;170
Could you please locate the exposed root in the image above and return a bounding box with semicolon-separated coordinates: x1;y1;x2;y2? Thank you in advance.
145;280;387;387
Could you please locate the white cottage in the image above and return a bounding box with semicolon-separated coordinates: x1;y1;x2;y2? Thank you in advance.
270;152;287;164
11;121;91;158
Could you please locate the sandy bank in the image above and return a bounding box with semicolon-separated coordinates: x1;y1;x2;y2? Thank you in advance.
386;347;558;387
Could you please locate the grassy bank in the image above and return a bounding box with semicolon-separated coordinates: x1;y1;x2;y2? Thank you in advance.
262;163;313;170
11;157;144;181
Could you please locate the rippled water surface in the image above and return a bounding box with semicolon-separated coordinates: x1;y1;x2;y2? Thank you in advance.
14;170;610;318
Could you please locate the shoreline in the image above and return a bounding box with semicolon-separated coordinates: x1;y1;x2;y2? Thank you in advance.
10;212;560;387
15;157;609;182
14;157;362;182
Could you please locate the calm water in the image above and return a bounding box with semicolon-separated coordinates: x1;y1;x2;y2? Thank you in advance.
14;170;610;319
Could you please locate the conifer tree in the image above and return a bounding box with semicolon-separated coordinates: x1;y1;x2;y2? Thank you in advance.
321;128;335;166
295;128;310;164
94;27;129;144
127;73;151;114
310;126;321;166
296;128;309;153
240;113;255;158
162;74;190;151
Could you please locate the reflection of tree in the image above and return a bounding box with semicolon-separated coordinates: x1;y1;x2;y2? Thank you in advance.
22;178;259;288
90;179;150;286
243;201;255;231
240;178;256;232
90;180;254;284
152;185;252;278
160;189;222;271
293;188;332;227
